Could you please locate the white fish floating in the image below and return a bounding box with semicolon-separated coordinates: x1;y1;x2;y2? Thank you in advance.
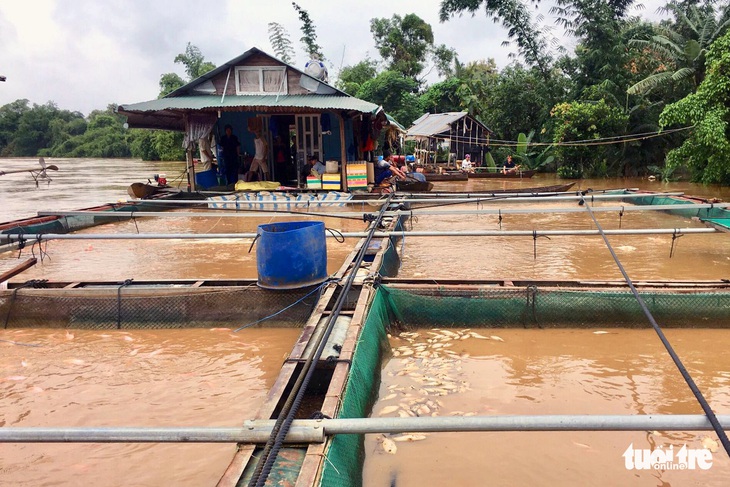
393;434;428;442
490;336;505;342
381;393;398;401
64;359;85;365
381;437;398;454
593;331;610;335
379;405;400;416
469;332;490;340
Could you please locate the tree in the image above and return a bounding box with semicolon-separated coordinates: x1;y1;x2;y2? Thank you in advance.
551;99;629;178
335;59;378;95
174;42;216;81
268;22;295;63
356;71;423;128
159;73;185;98
0;99;30;155
370;13;435;80
627;3;730;95
660;29;730;184
292;2;324;60
439;0;554;79
419;78;464;114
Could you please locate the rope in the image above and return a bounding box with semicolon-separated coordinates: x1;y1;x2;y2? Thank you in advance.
580;196;730;458
669;229;684;258
247;193;394;487
325;228;345;243
532;230;550;260
116;279;133;329
232;281;330;332
4;279;48;329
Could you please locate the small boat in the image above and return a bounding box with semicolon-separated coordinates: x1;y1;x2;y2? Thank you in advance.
399;183;576;197
424;171;468;182
396;179;434;192
468;168;535;179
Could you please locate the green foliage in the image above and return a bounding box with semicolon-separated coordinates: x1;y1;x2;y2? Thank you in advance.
627;3;730;95
551;99;628;177
419;78;463;114
439;0;554;79
660;29;730;184
151;131;185;161
514;130;555;171
335;59;378;94
292;2;324;60
370;13;435;80
356;70;423;127
268;22;295;64
174;42;217;81
159;73;185;98
0;99;30;155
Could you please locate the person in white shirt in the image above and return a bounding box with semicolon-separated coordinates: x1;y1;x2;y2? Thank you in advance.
461;154;473;172
246;130;269;181
198;134;216;172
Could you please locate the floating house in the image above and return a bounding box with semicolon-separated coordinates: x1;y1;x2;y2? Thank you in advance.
118;47;395;191
406;111;492;166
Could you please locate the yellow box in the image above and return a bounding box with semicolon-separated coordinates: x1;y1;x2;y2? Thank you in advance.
322;173;341;190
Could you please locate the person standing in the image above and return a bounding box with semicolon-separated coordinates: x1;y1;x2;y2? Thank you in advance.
247;129;270;181
198;133;216;172
219;124;241;185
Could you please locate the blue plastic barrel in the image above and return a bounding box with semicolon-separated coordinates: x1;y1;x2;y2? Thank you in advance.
256;221;328;289
195;169;218;189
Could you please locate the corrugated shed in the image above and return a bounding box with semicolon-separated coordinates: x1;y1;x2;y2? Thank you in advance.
406;112;492;138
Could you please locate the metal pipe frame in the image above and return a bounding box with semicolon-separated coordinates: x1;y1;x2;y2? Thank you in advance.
37;202;730;220
0;228;717;244
121;192;687;207
2;415;730;443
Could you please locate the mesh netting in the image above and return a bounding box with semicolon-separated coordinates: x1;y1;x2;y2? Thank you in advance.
379;285;730;328
319;288;390;487
631;194;730;230
0;286;318;329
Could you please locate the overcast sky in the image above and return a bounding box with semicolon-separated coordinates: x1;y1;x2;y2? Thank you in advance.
0;0;668;115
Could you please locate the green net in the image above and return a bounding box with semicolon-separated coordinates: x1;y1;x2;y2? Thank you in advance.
378;285;730;328
319;287;390;487
630;194;730;229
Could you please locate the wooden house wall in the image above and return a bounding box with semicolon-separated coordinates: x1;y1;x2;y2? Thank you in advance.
208;53;309;96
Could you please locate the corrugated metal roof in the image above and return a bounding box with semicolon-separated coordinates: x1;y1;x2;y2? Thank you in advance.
118;95;381;114
386;114;406;132
406;112;492;137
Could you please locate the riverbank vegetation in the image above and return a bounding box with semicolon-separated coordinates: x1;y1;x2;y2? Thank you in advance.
0;0;728;184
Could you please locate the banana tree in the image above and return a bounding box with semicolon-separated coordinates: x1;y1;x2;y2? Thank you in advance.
513;130;554;170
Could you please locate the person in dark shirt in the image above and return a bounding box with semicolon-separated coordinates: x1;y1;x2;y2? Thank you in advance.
219;124;241;185
502;154;521;174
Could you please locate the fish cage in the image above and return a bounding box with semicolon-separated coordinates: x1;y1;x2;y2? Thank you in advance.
0;282;320;329
318;282;730;486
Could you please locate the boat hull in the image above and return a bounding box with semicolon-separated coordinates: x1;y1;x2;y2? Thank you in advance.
468;170;536;179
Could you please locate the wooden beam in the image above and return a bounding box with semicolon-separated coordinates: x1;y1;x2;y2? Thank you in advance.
0;257;36;284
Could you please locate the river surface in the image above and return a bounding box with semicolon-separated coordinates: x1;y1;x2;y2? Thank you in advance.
1;158;729;486
363;328;730;486
0;327;300;486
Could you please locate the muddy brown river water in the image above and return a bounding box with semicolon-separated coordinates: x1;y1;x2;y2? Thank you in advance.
0;327;300;486
2;158;730;485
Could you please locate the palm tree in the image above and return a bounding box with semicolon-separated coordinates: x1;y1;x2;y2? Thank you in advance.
627;4;730;95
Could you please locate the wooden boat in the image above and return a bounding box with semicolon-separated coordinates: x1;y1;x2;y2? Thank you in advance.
399;183;576;197
395;179;434;192
468;168;535;179
424;171;468;182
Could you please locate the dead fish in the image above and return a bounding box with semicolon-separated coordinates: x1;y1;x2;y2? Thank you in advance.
469;332;490;340
393;434;427;442
31;386;44;393
416;404;431;416
21;359;29;367
381;437;397;454
64;359;85;365
209;328;231;332
593;331;610;335
122;335;134;342
147;349;163;357
490;336;504;342
4;375;27;381
381;393;398;401
573;441;592;449
379;405;400;416
129;349;139;356
65;331;75;340
398;410;410;418
400;349;414;357
702;437;719;453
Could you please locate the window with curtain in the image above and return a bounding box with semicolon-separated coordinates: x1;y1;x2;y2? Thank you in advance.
235;67;287;95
